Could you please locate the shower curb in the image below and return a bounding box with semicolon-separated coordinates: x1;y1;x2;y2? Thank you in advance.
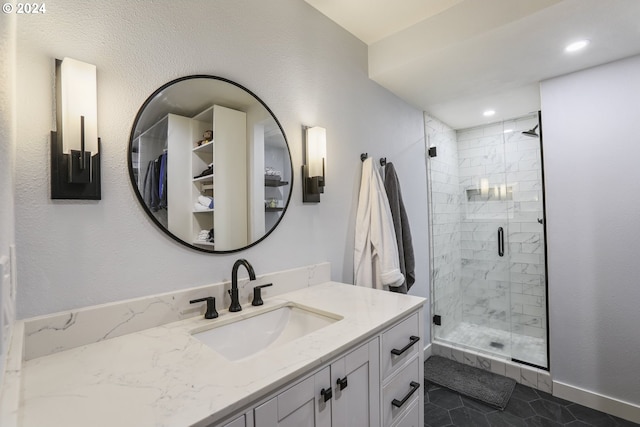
430;341;552;394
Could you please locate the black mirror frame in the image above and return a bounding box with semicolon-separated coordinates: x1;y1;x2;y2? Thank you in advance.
127;75;294;254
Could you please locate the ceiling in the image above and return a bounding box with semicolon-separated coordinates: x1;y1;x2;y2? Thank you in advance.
304;0;640;129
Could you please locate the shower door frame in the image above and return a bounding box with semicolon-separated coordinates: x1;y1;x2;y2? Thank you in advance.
427;111;550;371
536;110;550;371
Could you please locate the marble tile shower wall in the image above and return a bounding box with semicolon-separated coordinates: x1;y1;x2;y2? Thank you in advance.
425;114;462;338
456;116;546;340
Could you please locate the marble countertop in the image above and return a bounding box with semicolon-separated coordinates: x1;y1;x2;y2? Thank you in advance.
18;282;425;427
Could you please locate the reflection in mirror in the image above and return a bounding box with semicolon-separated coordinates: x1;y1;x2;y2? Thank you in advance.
128;76;293;253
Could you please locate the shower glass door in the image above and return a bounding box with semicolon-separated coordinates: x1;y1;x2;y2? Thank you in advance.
427;113;548;369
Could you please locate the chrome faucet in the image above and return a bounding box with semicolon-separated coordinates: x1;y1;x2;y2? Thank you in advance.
229;259;256;312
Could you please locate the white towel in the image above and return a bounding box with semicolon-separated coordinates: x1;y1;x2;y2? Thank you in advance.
197;195;214;209
354;158;404;290
196;230;210;242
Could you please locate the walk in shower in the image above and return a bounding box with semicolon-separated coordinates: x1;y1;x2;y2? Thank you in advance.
426;112;548;369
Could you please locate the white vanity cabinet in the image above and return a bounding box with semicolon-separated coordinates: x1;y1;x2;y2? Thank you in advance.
13;282;426;427
215;308;423;427
253;338;379;427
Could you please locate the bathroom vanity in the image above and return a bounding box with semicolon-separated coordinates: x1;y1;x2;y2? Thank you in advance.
218;300;423;427
4;276;425;427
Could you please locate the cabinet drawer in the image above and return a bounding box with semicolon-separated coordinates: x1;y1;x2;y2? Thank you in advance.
382;356;421;427
391;397;420;427
381;312;420;379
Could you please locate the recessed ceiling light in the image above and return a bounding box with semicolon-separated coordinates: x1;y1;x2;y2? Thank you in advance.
565;39;590;53
503;129;513;134
483;110;495;117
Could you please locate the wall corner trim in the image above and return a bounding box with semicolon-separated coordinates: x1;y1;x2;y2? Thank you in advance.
423;342;432;361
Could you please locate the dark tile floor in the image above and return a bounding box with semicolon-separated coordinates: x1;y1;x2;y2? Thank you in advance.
424;381;639;427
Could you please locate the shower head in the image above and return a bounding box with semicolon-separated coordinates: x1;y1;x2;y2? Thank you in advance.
522;124;539;137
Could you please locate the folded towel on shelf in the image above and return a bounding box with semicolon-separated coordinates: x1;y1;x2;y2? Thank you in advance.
195;229;214;243
194;203;210;212
197;195;214;209
265;167;282;178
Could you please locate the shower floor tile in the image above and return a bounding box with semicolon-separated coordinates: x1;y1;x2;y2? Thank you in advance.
438;321;547;368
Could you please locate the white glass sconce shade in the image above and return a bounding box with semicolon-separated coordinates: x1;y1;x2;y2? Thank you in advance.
60;57;98;155
302;126;326;203
306;126;326;177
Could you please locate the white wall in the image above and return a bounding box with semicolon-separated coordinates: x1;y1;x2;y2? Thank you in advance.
541;55;640;407
14;0;429;323
0;2;17;386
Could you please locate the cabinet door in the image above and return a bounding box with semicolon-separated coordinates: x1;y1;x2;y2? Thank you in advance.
254;366;331;427
222;414;246;427
331;338;380;427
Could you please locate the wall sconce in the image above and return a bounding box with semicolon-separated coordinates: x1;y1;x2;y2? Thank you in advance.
302;126;326;203
50;57;101;200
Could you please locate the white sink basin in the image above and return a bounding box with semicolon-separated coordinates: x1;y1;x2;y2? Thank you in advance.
191;304;341;361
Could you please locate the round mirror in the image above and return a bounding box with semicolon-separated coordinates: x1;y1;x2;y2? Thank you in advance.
128;75;293;253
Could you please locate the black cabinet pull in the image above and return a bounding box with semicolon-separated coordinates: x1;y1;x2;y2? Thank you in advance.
391;335;420;356
391;381;420;408
337;376;348;391
321;387;333;402
498;227;504;257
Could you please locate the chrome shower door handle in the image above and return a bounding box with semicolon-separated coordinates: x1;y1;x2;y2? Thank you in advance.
498;227;504;257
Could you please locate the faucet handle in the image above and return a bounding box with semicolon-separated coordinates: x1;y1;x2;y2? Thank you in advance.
252;283;273;306
190;297;219;319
